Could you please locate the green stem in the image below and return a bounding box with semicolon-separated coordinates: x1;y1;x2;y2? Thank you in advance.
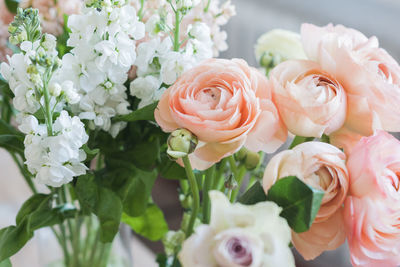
173;10;181;51
213;158;227;191
289;136;314;149
202;165;215;223
182;156;200;237
204;0;211;12
138;0;145;20
230;166;246;202
227;156;238;176
89;231;100;265
10;153;37;194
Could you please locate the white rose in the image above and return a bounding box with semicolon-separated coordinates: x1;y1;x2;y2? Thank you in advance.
254;29;307;63
179;191;295;267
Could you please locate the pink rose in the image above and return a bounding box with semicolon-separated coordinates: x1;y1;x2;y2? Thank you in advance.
155;58;287;170
270;59;347;137
301;23;400;148
263;141;349;259
344;131;400;266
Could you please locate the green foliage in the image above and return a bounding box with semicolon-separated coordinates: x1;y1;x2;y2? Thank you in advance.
238;181;267;205
114;102;158;122
82;144;99;162
5;0;20;14
266;176;324;233
158;154;187;180
0;193;68;261
75;174;123;243
156;254;181;267
122;204;168;241
0;259;11;267
56;15;72;57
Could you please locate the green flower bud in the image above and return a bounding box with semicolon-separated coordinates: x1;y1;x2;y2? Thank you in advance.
167;128;198;159
244;151;261;170
179;194;192;210
234;147;248;161
162;230;186;256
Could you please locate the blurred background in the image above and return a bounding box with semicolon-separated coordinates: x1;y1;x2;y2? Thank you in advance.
2;0;400;266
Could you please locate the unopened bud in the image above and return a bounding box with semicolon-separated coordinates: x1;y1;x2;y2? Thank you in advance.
167;128;198;159
235;147;248;161
244;151;261;170
224;174;237;190
179;194;192;210
162;230;186;256
49;83;62;97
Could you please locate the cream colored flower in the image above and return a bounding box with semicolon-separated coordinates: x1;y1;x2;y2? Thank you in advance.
179;191;294;267
254;29;307;64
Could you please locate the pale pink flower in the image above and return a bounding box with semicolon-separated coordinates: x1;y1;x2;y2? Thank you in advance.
263;141;349;259
0;0;14;62
270;59;347;137
301;23;400;150
344;131;400;266
155;58;287;170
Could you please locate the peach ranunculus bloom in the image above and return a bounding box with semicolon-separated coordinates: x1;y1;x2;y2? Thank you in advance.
270;59;347;138
0;0;14;62
155;58;287;170
263;141;349;260
344;131;400;267
301;23;400;151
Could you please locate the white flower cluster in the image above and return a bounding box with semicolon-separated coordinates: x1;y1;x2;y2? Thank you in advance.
0;34;89;187
129;0;235;108
58;0;145;137
19;112;88;187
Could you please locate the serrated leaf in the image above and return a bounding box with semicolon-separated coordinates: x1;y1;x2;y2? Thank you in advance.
114;102;158;122
266;176;324;233
122;204;168;241
238;181;267;205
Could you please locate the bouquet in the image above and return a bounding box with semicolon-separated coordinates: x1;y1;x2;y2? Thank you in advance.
1;0;400;267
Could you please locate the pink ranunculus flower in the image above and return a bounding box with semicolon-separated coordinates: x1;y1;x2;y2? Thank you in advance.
270;59;347;138
344;130;400;266
263;141;349;259
0;0;14;62
301;23;400;148
155;58;287;170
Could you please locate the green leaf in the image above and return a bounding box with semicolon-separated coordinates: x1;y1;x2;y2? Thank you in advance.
5;0;20;13
122;204;168;241
0;135;24;153
158;154;187;180
114;102;158;122
238;181;267;205
0;221;33;262
16;194;49;225
266;176;324;233
156;254;181;267
0;258;12;267
288;136;315;149
75;174;123;242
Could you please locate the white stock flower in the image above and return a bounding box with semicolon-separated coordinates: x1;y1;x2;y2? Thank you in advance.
23;111;89;187
179;191;295;267
57;2;144;136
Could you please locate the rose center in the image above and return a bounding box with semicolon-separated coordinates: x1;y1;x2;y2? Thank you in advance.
197;87;222;109
226;237;253;266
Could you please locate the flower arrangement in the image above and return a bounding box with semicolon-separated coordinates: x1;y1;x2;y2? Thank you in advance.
0;1;400;267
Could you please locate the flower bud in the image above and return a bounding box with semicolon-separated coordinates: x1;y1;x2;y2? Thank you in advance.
167;128;198;159
244;151;261;170
224;174;237;190
163;230;186;256
49;83;62;97
234;147;248;161
179;194;192;210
